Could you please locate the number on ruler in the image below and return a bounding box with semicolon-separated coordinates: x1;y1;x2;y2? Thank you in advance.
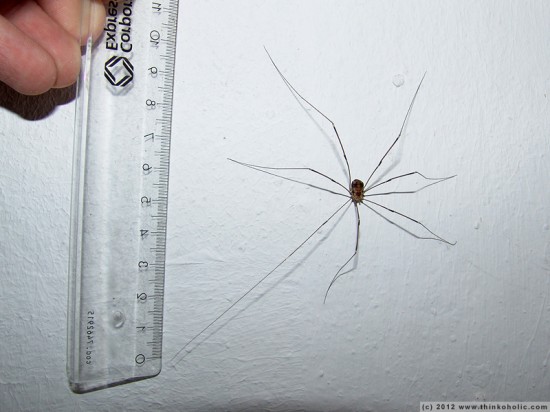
143;163;152;174
150;30;160;47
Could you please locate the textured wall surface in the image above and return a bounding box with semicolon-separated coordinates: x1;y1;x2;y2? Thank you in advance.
1;1;549;411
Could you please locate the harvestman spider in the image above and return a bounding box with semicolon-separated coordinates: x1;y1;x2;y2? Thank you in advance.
171;49;455;364
230;49;455;302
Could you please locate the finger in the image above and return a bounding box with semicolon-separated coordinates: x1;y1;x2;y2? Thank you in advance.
83;0;108;43
37;0;107;44
0;14;56;95
4;1;80;90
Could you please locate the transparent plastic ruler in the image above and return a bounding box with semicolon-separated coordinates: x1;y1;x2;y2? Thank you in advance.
67;0;179;393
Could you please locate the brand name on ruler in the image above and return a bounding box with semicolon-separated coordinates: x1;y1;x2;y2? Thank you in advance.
104;1;134;52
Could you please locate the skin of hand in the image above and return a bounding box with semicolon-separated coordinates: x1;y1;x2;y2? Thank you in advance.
0;0;106;95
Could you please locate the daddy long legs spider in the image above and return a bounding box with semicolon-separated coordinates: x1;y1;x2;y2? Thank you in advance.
171;49;455;364
231;48;455;301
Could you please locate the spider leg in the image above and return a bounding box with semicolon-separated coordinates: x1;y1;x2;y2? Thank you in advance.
228;158;350;197
323;202;361;303
171;199;352;365
365;72;427;188
264;46;352;187
363;199;456;245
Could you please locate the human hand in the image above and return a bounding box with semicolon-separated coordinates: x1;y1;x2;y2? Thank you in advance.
0;0;106;95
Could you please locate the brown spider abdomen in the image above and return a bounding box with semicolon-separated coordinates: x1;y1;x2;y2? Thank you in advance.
351;179;364;203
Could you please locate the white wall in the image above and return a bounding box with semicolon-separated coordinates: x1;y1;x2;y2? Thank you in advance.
1;1;549;410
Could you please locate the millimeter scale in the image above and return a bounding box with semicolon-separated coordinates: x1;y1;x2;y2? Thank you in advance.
67;0;180;393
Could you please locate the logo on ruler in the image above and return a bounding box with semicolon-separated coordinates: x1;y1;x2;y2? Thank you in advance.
104;56;134;87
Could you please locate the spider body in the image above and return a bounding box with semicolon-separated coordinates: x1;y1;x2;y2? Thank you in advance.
350;179;365;203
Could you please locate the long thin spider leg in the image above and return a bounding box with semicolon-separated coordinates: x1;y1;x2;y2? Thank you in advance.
228;158;350;196
366;182;454;196
365;173;456;198
171;199;352;365
362;203;435;243
264;47;352;186
323;202;361;304
362;198;456;245
364;72;427;188
229;163;349;199
366;171;456;193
